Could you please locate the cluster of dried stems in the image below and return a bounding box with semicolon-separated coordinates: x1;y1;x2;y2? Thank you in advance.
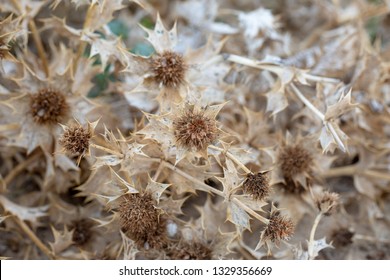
1;0;390;260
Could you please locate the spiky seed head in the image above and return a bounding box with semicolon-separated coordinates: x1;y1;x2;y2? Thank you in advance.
119;192;159;235
119;192;168;249
150;50;186;88
263;211;294;243
243;172;270;200
143;218;168;250
169;241;212;260
70;219;93;246
29;89;69;125
59;124;92;156
315;191;339;216
278;145;313;178
173;106;218;151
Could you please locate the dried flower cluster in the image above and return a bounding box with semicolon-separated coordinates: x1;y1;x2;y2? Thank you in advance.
1;0;390;260
173;105;218;151
243;172;270;201
151;51;187;88
30;89;69;125
262;210;295;244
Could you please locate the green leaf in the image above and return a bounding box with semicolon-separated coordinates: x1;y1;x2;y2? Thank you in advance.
130;42;155;56
108;19;129;40
139;16;154;29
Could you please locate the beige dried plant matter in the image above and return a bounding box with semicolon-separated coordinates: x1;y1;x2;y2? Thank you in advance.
0;0;390;260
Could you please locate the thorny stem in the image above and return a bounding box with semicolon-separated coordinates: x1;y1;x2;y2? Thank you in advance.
237;244;257;260
232;197;269;224
29;21;49;77
10;0;49;77
308;213;323;260
13;216;57;260
89;143;124;157
290;83;347;153
323;165;390;181
208;145;252;174
152;160;164;181
364;170;390;181
325;121;347;153
3;151;41;187
302;73;339;84
161;161;225;197
137;157;224;197
74;3;96;72
289;83;325;121
223;53;339;84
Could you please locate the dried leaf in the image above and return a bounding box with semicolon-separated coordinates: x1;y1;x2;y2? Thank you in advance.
265;82;288;115
145;177;170;203
49;226;74;255
0;195;48;225
325;90;357;120
140;13;177;53
308;237;334;259
226;200;251;233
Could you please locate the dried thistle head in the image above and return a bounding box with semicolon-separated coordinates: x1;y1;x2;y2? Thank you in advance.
315;191;340;216
59;124;92;156
119;192;167;249
173;105;218;151
70;219;94;246
262;210;294;244
169;241;212;260
150;51;187;88
243;172;270;200
144;220;168;250
278;144;313;178
119;192;159;235
29;88;69;125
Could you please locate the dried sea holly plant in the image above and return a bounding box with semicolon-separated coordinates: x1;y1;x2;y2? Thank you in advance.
1;0;390;260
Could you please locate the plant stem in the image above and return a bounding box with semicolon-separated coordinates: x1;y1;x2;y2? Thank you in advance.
10;0;49;76
290;83;325;121
323;165;356;177
29;20;49;77
290;83;347;152
90;143;123;157
224;53;339;83
308;213;322;260
74;3;96;72
152;160;164;181
161;160;224;197
137;156;224;197
13;216;57;260
323;165;390;181
325;121;347;153
233;197;269;224
302;73;339;84
3;151;41;187
363;169;390;181
209;145;251;174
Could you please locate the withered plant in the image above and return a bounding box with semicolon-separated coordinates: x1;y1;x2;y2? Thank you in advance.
1;0;390;260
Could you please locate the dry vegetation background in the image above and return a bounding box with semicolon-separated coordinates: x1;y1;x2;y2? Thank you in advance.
1;0;390;260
